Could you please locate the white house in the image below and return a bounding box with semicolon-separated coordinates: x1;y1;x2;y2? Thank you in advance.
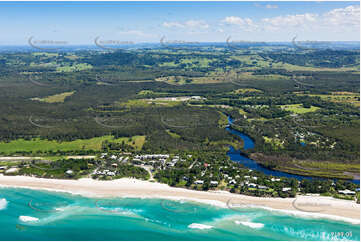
65;170;73;175
271;178;281;182
248;183;257;188
282;187;292;192
194;180;204;185
338;189;356;195
210;181;219;186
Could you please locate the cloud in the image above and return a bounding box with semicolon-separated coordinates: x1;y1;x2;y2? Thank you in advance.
221;16;258;31
265;4;278;9
163;20;209;29
323;5;360;27
163;21;184;28
261;13;317;30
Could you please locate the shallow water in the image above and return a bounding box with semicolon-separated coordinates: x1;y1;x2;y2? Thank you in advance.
0;187;359;241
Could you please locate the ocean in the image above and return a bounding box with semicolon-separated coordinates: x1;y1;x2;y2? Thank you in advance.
0;187;359;241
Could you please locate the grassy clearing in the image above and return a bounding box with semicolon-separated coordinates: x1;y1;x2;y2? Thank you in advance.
166;130;181;139
238;109;248;115
297;161;360;172
274;165;354;179
263;136;284;148
0;135;146;154
280;104;320;114
234;88;262;94
218;112;229;127
119;99;180;108
32;52;59;57
56;63;92;72
31;91;75;103
297;93;360;107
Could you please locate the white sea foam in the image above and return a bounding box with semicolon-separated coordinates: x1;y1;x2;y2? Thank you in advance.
0;198;7;210
188;223;213;230
1;178;358;224
235;221;264;229
19;216;39;222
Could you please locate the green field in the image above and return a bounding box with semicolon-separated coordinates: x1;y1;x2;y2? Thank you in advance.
297;92;360;107
31;91;76;103
56;63;92;72
0;135;146;154
280;104;320;114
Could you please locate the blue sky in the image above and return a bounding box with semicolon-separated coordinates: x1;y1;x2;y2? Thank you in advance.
0;1;359;45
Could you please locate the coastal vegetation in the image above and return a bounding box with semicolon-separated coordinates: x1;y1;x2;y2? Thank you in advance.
0;43;359;198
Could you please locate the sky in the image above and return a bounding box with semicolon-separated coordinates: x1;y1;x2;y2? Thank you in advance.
0;1;359;45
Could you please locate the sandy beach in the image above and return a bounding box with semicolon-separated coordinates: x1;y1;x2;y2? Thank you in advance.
0;175;359;223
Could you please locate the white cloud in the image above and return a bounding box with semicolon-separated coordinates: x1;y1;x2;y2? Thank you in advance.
262;13;317;29
163;21;184;28
265;4;278;9
221;16;258;31
163;20;209;29
323;5;360;27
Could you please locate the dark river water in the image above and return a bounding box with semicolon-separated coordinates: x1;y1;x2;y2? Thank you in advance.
225;116;360;184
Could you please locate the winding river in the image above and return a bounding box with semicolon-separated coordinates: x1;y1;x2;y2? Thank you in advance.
225;116;360;184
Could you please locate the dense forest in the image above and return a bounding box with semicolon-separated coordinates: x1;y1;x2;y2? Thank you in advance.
0;44;359;180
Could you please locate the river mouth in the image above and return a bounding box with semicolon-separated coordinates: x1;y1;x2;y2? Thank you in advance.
225;116;360;184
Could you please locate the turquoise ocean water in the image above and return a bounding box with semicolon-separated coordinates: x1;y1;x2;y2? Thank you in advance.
0;187;359;241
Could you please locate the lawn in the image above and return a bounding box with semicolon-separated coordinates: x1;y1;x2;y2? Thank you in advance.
0;135;146;154
263;136;284;148
31;91;75;103
166;130;181;139
280;104;320;114
56;63;93;72
297;93;360;107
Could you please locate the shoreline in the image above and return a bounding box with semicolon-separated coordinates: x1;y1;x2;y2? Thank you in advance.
0;175;359;224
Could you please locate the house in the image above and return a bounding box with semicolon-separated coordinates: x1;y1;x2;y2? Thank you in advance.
228;179;236;185
271;178;281;182
5;167;19;174
244;176;250;179
110;155;117;160
338;189;356;195
65;170;73;175
194;180;204;185
0;166;6;170
248;183;257;188
210;181;218;186
107;171;116;176
252;177;258;180
258;185;268;190
282;187;292;192
111;163;118;168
